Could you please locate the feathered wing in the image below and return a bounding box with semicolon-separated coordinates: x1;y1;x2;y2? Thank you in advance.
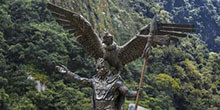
47;3;103;59
119;22;195;65
118;35;175;66
118;35;149;66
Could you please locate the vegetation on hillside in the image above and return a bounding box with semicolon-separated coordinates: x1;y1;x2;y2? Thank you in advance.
0;0;219;110
155;0;220;52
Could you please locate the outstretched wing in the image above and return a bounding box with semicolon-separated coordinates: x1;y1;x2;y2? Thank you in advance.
118;25;152;65
118;35;149;66
119;22;195;65
47;3;103;59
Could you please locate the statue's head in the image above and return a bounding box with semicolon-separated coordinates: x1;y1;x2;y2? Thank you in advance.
102;32;113;46
96;58;110;76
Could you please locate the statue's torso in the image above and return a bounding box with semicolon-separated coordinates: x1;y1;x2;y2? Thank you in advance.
92;74;121;110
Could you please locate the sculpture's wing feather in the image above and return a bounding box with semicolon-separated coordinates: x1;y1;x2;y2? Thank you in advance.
119;22;195;65
118;25;167;65
118;36;149;66
47;3;103;59
118;24;171;65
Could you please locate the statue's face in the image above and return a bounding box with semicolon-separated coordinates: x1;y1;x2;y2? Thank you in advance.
96;61;109;76
102;33;113;46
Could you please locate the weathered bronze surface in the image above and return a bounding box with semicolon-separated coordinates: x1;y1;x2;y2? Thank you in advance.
56;58;136;110
47;2;195;110
47;3;195;70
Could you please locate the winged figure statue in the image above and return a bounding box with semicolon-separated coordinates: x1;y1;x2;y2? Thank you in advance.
47;3;195;71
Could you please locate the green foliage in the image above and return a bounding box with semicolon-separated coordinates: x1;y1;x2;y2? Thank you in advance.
159;0;220;52
0;89;9;109
9;96;36;110
155;74;180;90
0;0;219;110
0;4;13;31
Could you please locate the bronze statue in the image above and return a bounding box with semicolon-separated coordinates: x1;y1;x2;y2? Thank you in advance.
47;2;195;110
56;58;136;110
47;3;195;71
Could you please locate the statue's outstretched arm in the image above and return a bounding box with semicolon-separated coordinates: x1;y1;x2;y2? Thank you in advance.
117;81;137;97
56;65;92;87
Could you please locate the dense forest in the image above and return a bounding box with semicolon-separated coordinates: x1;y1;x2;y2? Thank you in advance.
0;0;220;110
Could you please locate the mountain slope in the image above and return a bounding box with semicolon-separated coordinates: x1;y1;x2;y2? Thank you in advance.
0;0;219;110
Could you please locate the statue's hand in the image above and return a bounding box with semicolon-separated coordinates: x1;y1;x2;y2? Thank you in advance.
56;65;69;74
